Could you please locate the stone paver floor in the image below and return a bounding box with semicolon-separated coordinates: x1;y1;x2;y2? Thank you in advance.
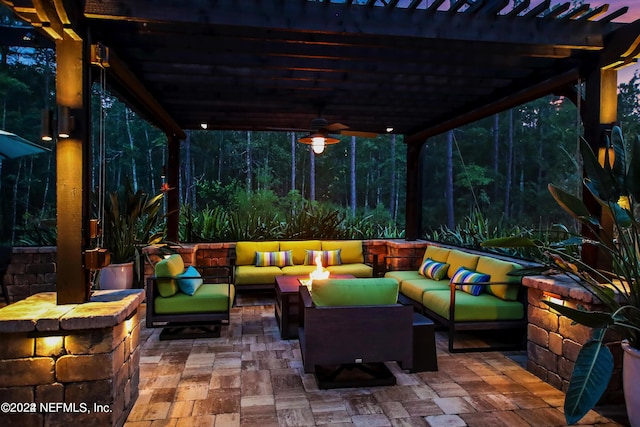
125;303;626;427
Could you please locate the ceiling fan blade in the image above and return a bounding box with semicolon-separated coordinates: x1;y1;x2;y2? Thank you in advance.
325;122;349;132
340;130;378;138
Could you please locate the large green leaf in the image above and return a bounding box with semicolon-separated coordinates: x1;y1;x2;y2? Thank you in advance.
548;184;597;225
543;301;614;328
580;137;618;202
481;236;537;248
610;126;627;181
564;339;614;425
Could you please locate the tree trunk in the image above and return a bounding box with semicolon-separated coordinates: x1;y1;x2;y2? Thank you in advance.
184;130;193;206
446;130;454;229
291;132;296;192
124;108;138;191
11;159;22;244
493;113;499;200
309;147;315;201
246;131;252;192
504;109;514;218
389;134;396;218
350;136;356;216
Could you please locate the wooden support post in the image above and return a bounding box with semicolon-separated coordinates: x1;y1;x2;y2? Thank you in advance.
55;33;92;304
166;135;180;243
405;140;425;241
581;68;617;270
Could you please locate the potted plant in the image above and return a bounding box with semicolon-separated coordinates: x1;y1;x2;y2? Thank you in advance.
100;184;165;289
483;126;640;425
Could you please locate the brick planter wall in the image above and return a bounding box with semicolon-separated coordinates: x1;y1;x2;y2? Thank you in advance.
0;290;143;427
2;247;57;304
523;275;623;403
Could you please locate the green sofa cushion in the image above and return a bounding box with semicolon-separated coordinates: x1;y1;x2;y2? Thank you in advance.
154;254;184;297
279;240;322;265
400;278;450;303
234;265;282;285
326;263;373;277
311;278;398;306
385;270;423;285
235;241;279;266
476;257;521;301
422;290;523;321
423;245;451;263
154;283;235;314
322;240;363;264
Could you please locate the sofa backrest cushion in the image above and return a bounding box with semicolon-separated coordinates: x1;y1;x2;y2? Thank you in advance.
447;250;480;278
235;241;279;266
322;240;363;264
476;257;521;301
423;245;451;263
311;278;398;307
280;240;322;265
177;265;204;295
154;254;184;297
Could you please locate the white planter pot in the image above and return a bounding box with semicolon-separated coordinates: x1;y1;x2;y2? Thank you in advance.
622;340;640;427
99;262;134;290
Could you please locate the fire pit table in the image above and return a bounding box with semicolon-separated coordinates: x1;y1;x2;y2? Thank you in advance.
274;274;354;339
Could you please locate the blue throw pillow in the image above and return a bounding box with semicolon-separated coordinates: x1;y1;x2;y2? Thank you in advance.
450;266;490;296
177;265;203;296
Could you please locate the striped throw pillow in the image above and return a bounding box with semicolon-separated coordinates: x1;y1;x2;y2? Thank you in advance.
255;250;293;267
450;266;490;296
418;258;449;280
304;249;342;266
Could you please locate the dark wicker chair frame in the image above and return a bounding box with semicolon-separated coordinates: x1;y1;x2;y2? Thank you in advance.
145;265;235;340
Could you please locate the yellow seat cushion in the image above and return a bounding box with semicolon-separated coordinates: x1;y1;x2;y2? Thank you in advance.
326;263;372;277
476;257;521;301
400;278;449;303
385;270;423;285
235;241;279;266
234;265;282;285
282;265;317;276
322;240;363;264
279;240;322;265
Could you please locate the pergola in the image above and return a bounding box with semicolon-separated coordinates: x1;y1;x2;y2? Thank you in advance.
1;0;640;303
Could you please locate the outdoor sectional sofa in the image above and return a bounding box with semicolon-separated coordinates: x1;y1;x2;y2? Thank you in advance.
231;240;376;291
384;245;526;352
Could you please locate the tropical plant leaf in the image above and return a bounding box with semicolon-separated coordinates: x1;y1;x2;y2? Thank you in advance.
580;137;617;202
506;266;549;276
543;301;614;328
610;126;628;181
548;184;595;224
564;339;614;425
481;236;537;248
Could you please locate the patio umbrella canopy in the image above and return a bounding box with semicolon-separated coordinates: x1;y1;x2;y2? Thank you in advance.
0;130;50;160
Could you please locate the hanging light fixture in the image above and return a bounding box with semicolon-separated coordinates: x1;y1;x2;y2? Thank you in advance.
298;130;339;155
41;109;54;142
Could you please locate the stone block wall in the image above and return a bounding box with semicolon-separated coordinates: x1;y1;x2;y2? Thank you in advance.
2;247;57;304
0;290;143;427
523;276;623;403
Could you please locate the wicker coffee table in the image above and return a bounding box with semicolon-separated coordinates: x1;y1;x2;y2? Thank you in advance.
274;275;354;339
